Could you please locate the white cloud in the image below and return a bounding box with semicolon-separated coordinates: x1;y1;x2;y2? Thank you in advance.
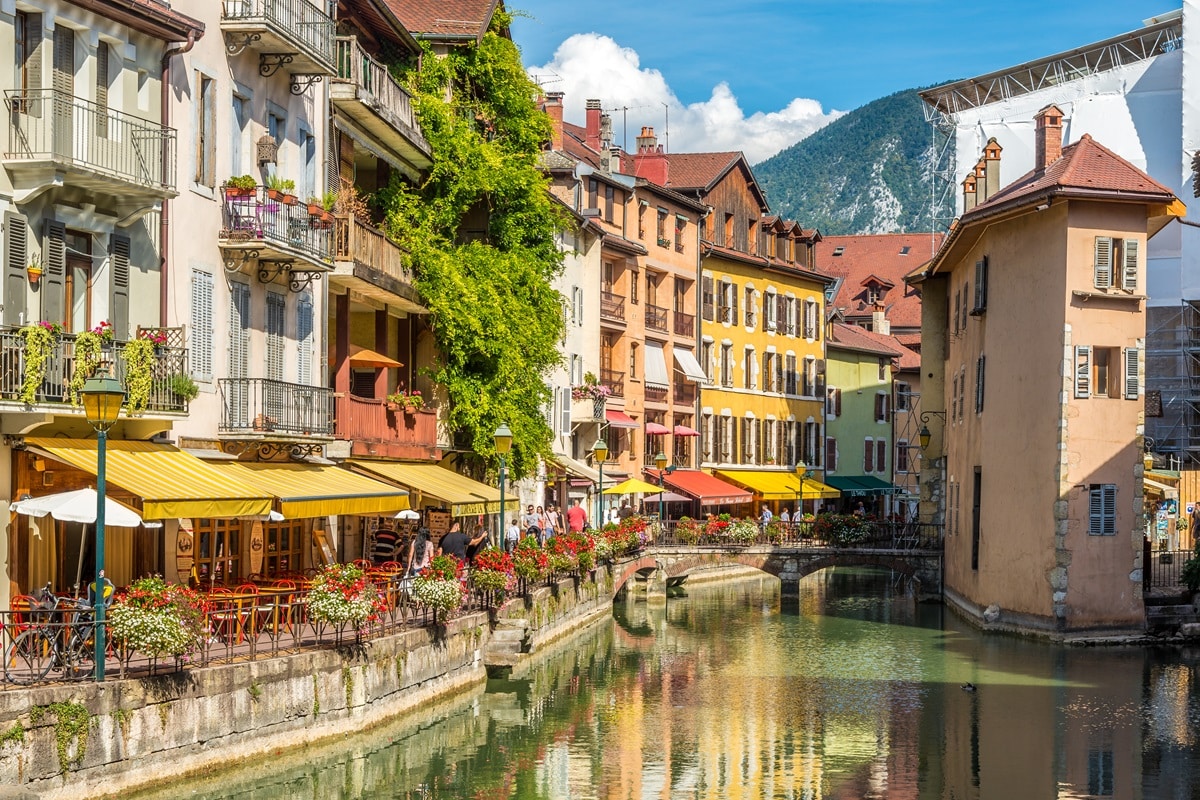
528;33;844;164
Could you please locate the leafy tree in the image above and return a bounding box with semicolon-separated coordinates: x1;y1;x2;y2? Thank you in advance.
384;11;567;479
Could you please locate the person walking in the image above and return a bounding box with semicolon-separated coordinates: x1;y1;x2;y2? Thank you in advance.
406;528;433;577
438;521;469;561
505;516;521;552
566;498;588;532
545;505;562;538
535;505;550;542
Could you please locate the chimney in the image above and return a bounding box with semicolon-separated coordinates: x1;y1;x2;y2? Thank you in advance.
983;138;1002;198
543;92;564;151
585;99;602;151
1034;104;1064;170
633;126;668;185
962;173;978;212
973;159;986;206
600;113;612;152
609;146;622;175
872;302;890;335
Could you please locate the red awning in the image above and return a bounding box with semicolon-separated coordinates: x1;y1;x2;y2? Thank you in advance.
673;425;700;437
606;409;639;429
645;422;671;435
658;470;754;506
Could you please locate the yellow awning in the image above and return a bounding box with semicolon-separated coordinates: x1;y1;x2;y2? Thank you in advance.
209;461;410;518
24;438;273;520
348;460;517;516
715;470;841;501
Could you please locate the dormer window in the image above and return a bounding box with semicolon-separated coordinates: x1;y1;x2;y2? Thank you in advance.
832;246;844;256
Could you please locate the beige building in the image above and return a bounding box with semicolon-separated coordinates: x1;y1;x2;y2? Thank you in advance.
910;106;1184;635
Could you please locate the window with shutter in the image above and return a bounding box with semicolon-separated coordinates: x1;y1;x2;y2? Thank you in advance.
745;348;756;390
15;12;43;118
190;270;214;380
863;439;874;472
297;293;313;385
952;289;960;334
1088;484;1117;535
53;27;74;158
41;219;66;324
896;441;909;473
1121;239;1139;291
744;286;756;327
95;41;109;138
702;276;714;321
960;282;969;331
109;233;130;340
876;440;887;474
1094;236;1113;288
975;354;986;413
786;354;796;394
973;256;988;312
1124;347;1140;400
730;283;738;326
1074;346;1091;398
559;387;572;436
875;393;886;422
756;419;764;464
265;292;286;381
3;211;28;326
826;437;838;471
835;387;842;417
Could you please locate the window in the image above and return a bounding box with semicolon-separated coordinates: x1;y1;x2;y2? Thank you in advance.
195;72;215;187
785;354;797;394
231;94;249;175
720;414;733;462
1077;346;1132;399
675;215;686;252
785;420;797;464
744;286;756;327
879;357;888;382
723;213;734;246
629;342;638;379
190;270;214;381
637;202;646;239
297;292;313;385
587;179;597;210
971;468;982;570
701;340;713;381
605;184;614;223
630;269;639;304
742;417;756;463
764;290;777;331
863;439;874;472
826;387;841;418
895;381;910;412
701;412;714;458
960;280;969;331
971;256;989;313
804;299;819;339
952;289;960;335
702;276;715;321
301;128;316;201
15;12;43;117
762;352;778;393
720;280;738;324
1088;484;1116;536
805;421;821;467
876;439;887;474
1093;237;1141;291
784;297;797;336
265;292;286;381
896;441;909;473
571;286;583;325
264;520;304;578
764;419;778;462
744;347;756;390
720;344;733;387
975;354;986;413
875;393;889;423
826;437;838;471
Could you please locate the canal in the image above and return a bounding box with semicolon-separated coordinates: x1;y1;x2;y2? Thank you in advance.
131;569;1200;799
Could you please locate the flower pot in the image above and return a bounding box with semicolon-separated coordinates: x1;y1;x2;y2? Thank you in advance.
27;268;42;284
307;203;323;216
281;193;298;206
225;186;255;199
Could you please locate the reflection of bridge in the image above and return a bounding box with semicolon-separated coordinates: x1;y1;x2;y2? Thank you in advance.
613;544;944;601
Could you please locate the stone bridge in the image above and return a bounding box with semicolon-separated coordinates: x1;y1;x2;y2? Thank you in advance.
612;545;944;601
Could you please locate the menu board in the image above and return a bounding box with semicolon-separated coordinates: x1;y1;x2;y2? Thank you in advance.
175;519;194;585
426;509;451;537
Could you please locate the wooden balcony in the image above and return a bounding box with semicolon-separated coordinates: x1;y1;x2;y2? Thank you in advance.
673;310;695;338
600;368;625;398
220;0;335;77
332;36;432;179
600;291;625;323
334;395;440;459
645;304;669;333
331;214;424;312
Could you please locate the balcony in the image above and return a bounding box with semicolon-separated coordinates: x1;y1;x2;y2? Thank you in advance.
334;395;439;459
600;291;626;323
645;304;669;333
219;186;333;273
600;368;625;398
220;0;335;78
673;382;697;405
331;214;424;313
4;90;176;205
218;378;333;437
673;310;695;338
645;385;668;404
332;36;432;179
0;326;187;414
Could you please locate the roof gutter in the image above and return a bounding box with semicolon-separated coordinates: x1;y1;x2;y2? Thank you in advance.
159;30;199;328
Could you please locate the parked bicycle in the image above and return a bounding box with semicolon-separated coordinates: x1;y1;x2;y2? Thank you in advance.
3;584;98;684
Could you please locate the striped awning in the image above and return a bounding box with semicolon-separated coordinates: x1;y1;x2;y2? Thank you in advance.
24;438;273;520
348;460;517;516
209;461;410;518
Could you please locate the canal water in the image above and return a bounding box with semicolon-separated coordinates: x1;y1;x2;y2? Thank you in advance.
134;569;1200;799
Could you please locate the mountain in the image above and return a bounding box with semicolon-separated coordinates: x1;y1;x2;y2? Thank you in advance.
754;88;950;235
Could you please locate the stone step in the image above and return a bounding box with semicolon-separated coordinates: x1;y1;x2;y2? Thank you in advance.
490;628;527;644
494;618;529;631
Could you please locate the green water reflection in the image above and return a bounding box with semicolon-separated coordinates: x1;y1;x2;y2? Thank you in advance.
141;569;1200;799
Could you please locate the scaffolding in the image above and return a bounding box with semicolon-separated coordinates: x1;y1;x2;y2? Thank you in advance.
1147;301;1200;466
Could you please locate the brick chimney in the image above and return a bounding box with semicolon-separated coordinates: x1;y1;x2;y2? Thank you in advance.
585;99;602;151
1034;104;1064;170
983;138;1002;198
633;126;668;185
962;173;977;212
543;92;564;151
973;159;987;206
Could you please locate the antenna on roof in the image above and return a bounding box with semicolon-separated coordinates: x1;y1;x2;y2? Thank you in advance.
663;102;669;153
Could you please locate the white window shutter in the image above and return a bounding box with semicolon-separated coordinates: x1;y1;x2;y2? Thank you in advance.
1093;236;1113;288
1074;345;1091;398
1121;239;1139;291
190;270;214;381
297;293;313;385
559;387;572;436
1124;347;1140;400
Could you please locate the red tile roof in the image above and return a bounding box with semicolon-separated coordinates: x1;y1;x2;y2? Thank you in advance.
829;323;904;358
970;134;1177;217
662;152;741;191
384;0;499;41
816;233;942;331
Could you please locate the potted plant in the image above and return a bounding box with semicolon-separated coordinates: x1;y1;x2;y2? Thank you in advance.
265;174;297;204
386;388;424;413
168;373;200;402
411;554;465;622
26;252;43;284
512;536;549;590
123;334;158;414
67;320;114;406
468;547;516;602
107;576;205;661
17;321;63;406
224;174;257;198
305;563;383;628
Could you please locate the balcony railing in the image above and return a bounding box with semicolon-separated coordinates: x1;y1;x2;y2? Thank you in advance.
4;90;176;194
221;0;335;74
220;186;332;266
333;36;430;159
333;214;412;285
673;310;695;338
334;395;438;458
0;327;187;413
218;378;333;436
645;385;668;403
673;382;696;405
645;304;669;333
599;368;625;398
600;291;626;322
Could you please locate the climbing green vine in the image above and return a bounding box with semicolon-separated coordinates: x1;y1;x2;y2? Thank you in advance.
385;10;566;479
17;321;61;406
123;336;156;414
68;330;105;405
0;721;24;747
30;702;90;773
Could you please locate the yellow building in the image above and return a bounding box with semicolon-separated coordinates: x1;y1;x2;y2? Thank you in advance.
667;153;835;510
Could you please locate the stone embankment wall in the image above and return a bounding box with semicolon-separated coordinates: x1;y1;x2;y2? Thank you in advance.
0;565;618;800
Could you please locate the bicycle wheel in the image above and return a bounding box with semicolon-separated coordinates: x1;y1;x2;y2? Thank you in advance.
4;628;55;684
60;631;95;680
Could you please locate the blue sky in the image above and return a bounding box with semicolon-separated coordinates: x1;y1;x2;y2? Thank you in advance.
512;1;1177;161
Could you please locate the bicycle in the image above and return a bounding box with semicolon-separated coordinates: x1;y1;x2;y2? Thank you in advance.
3;584;98;684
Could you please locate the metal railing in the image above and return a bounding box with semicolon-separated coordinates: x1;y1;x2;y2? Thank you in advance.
332;214;412;285
1145;548;1193;590
221;0;335;68
673;309;695;337
4;90;176;192
644;385;668;403
599;368;625;398
218;377;333;436
333;36;427;148
645;304;669;332
0;327;187;412
220;186;332;264
654;518;945;551
673;382;696;405
600;291;626;322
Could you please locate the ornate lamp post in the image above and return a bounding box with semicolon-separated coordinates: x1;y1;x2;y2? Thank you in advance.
592;437;609;528
494;423;513;546
794;460;810;531
80;367;125;681
654;451;668;527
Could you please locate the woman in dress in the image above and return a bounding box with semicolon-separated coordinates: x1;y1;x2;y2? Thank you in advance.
406;528;433;577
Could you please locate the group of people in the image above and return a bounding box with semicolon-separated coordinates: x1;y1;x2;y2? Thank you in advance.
504;498;590;551
370;521;489;576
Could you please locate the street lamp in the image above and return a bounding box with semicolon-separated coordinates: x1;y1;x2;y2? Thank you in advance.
654;451;668;527
592;437;609;528
80;367;125;681
494;423;513;546
918;410;947;450
794;460;811;524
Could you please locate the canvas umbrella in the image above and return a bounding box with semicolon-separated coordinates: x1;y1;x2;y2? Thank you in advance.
642;491;691;504
395;509;421;520
602;478;665;495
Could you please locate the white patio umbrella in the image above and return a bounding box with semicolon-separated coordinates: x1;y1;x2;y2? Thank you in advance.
11;488;144;528
395;509;421;521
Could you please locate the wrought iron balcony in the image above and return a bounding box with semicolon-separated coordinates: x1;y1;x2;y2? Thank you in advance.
0;326;188;414
645;385;668;404
332;36;431;176
220;0;335;78
218;378;333;437
673;382;697;405
673;309;695;338
645;304;669;333
219;186;333;274
4;89;176;201
334;394;439;459
599;368;625;398
600;291;626;322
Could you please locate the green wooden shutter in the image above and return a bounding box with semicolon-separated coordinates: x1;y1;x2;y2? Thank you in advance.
1094;236;1113;288
109;232;130;340
40;219;66;323
3;212;29;326
1121;239;1139;291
